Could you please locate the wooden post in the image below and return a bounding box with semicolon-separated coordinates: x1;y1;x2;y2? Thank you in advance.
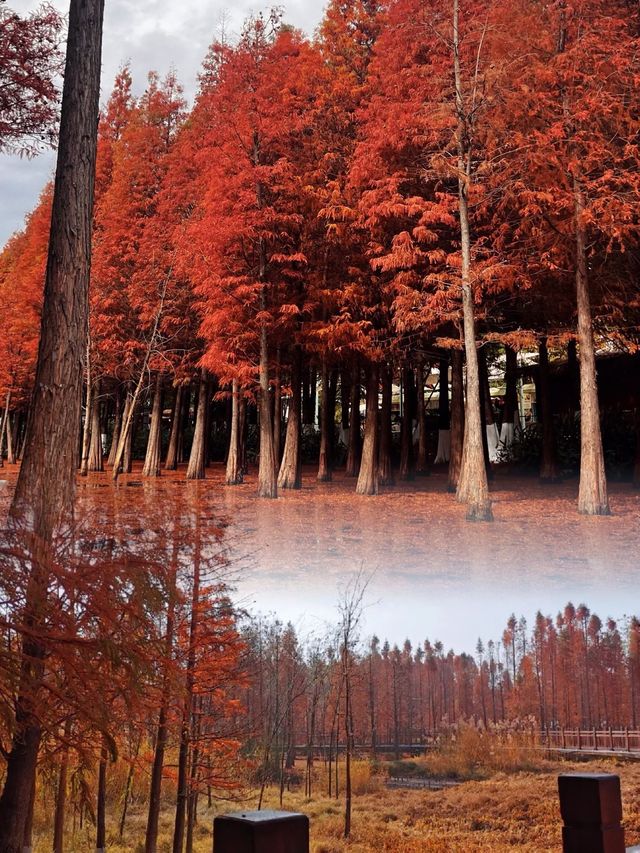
625;728;630;752
214;810;309;853
562;727;567;750
578;729;582;751
594;728;598;750
609;728;614;751
558;773;625;853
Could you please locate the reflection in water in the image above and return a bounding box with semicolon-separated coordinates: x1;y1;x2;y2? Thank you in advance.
1;465;638;648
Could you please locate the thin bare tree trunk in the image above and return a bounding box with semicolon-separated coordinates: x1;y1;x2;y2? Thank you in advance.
435;357;452;464
96;742;107;853
164;384;183;471
278;354;302;489
273;350;282;466
79;362;92;477
416;361;430;474
53;720;72;853
88;380;103;472
500;346;519;448
356;365;379;496
225;380;243;485
399;366;415;481
574;179;609;515
142;374;163;477
107;388;122;468
0;0;104;845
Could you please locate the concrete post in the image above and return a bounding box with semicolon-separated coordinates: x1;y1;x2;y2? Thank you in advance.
558;773;625;853
213;810;309;853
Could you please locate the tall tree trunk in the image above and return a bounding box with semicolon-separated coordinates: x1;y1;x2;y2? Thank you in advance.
143;374;163;477
302;366;316;426
378;364;394;486
500;346;519;449
53;719;72;853
435;357;452;464
96;743;107;853
22;778;35;853
172;524;201;853
258;325;277;498
278;354;302;489
416;361;430;474
79;369;92;477
88;380;103;472
5;399;15;465
356;365;379;496
574;180;609;515
186;371;207;481
452;0;492;520
0;393;9;468
122;393;134;474
399;367;415;481
345;362;361;477
340;368;351;446
538;337;560;483
273;350;282;466
107;388;122;468
225;380;243;485
145;539;178;853
0;0;104;845
164;384;183;471
317;358;332;482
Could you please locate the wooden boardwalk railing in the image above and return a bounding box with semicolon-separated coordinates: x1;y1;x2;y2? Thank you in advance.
540;728;640;754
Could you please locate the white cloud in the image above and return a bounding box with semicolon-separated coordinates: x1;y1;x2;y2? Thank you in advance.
1;0;326;246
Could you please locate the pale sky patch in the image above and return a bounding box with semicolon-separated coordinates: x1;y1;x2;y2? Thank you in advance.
1;0;326;246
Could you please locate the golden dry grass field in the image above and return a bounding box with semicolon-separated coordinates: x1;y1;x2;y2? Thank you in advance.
31;756;640;852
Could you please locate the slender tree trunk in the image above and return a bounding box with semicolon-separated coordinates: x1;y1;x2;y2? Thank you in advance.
118;735;139;838
539;337;560;483
273;350;282;466
0;0;104;845
225;380;243;485
172;523;201;853
378;364;394;486
145;539;178;853
416;361;430;474
164;384;183;471
500;346;519;448
0;393;9;468
143;374;163;477
278;354;302;489
107;388;122;468
452;0;492;521
573;180;609;515
435;357;452;464
318;358;332;482
480;349;499;465
356;365;379;496
53;720;72;853
258;323;277;498
345;362;361;477
22;779;35;853
186;371;207;481
399;366;415;481
88;380;103;472
5;402;15;465
79;368;92;477
96;743;107;853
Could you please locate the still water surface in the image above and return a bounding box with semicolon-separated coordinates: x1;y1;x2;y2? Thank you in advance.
1;465;638;649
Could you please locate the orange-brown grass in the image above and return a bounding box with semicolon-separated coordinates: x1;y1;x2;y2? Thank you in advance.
32;757;640;852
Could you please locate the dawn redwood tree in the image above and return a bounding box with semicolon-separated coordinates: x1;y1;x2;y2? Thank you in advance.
490;0;640;514
0;0;104;846
188;16;323;498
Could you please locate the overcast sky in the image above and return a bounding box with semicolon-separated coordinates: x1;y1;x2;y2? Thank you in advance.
1;0;325;247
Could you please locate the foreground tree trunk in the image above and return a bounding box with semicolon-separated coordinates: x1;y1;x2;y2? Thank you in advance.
356;365;379;496
538;337;560;483
317;358;332;482
142;374;163;477
0;0;104;845
452;0;492;521
258;325;277;498
573;180;609;515
434;357;451;464
186;371;207;480
378;364;394;486
345;362;361;477
225;380;243;485
164;384;183;471
88;380;103;472
278;355;302;489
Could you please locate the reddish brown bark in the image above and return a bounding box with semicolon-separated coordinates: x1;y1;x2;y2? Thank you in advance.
356;364;379;496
